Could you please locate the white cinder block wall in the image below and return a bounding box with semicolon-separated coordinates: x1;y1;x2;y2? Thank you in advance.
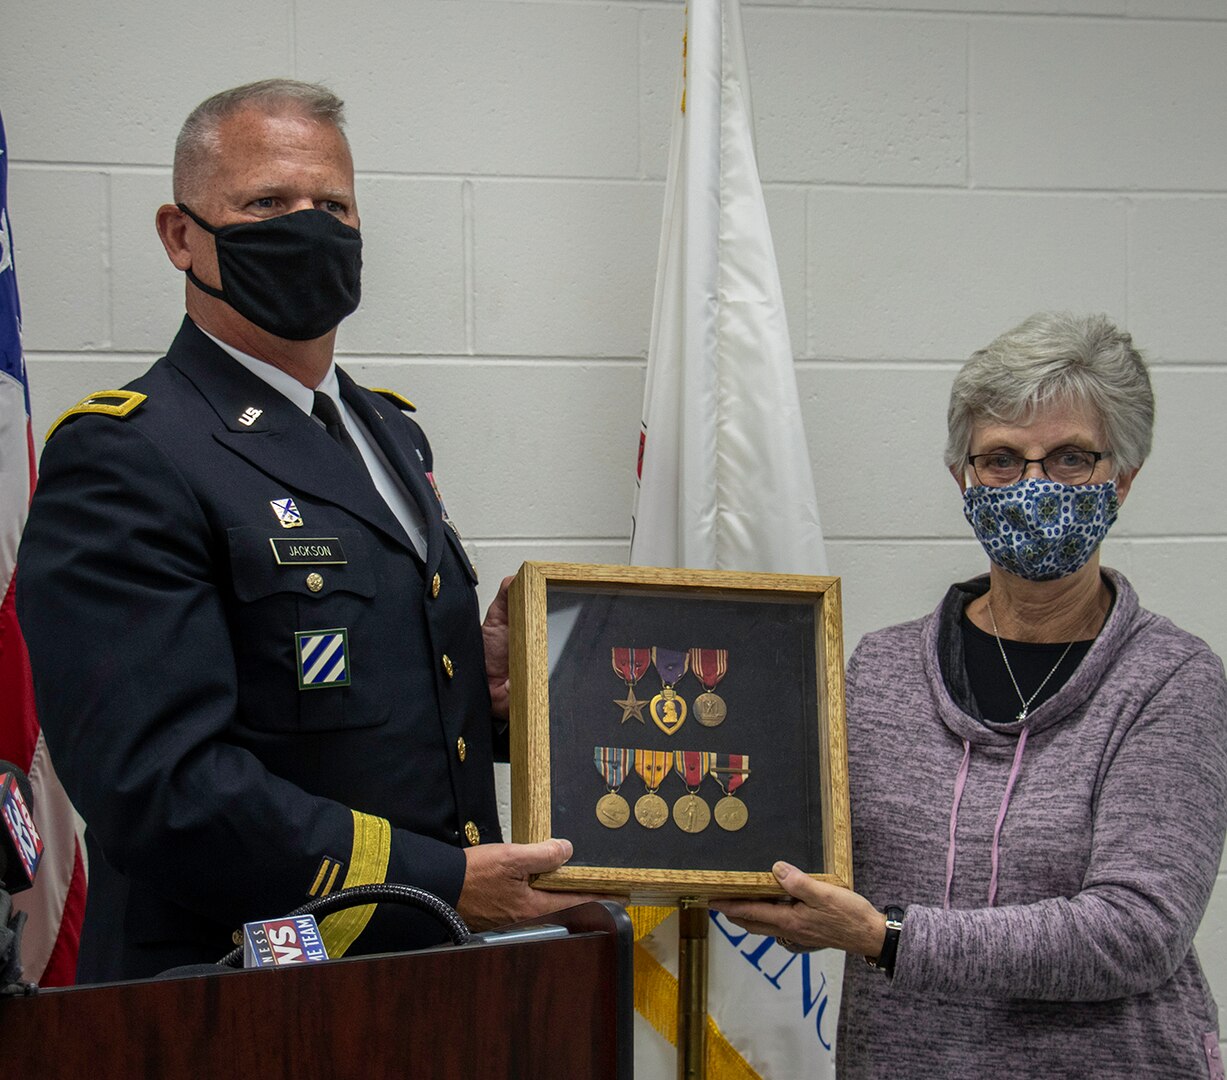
4;0;1225;1049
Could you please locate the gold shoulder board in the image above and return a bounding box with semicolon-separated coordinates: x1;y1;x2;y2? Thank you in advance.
370;388;416;413
46;390;148;441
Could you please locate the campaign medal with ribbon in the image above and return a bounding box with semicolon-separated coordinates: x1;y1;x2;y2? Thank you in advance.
650;647;689;736
710;754;751;832
612;647;651;724
593;747;632;829
633;749;672;829
688;648;729;727
672;750;713;833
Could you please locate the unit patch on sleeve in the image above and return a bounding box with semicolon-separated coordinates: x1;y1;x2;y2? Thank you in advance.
296;628;350;689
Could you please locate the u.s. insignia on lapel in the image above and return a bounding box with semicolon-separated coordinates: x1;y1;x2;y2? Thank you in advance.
271;497;303;529
238;406;263;427
296;628;350;690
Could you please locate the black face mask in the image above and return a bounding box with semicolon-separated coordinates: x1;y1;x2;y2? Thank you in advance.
177;203;362;341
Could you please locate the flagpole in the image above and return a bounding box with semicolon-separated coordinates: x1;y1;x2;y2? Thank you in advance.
677;901;709;1079
632;0;831;1074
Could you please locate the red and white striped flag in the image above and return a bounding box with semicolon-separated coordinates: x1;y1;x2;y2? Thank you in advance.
1;111;86;987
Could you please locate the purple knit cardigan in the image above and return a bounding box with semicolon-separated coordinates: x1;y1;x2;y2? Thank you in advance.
835;570;1227;1079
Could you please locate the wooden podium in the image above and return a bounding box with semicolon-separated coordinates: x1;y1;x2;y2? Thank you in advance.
0;901;633;1079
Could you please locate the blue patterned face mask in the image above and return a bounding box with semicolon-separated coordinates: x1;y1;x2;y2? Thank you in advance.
962;477;1119;581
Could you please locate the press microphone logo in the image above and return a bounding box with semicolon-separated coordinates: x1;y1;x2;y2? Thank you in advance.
243;915;329;969
1;771;43;890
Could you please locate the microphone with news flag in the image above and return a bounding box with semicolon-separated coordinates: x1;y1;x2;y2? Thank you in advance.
1;760;43;994
0;761;42;895
218;882;473;968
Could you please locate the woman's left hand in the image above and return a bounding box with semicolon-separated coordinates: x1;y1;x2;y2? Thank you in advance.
711;861;888;958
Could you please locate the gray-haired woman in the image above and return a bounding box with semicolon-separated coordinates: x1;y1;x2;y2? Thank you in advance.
715;313;1227;1079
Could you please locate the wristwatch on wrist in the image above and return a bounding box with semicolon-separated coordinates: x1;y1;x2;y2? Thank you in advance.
865;905;904;978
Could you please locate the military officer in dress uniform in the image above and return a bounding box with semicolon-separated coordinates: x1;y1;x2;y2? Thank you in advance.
16;79;580;982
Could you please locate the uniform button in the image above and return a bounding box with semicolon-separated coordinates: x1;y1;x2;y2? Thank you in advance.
441;654;454;679
464;820;480;846
306;573;324;593
431;572;441;599
456;736;467;762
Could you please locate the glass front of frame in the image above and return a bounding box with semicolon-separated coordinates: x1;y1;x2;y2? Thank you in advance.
545;583;825;875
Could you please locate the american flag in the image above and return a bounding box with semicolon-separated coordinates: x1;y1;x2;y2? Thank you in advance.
0;111;86;986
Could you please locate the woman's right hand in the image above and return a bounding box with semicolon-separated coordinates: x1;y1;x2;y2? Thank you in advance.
711;860;888;958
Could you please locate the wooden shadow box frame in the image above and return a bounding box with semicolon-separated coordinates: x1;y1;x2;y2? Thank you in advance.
508;562;852;902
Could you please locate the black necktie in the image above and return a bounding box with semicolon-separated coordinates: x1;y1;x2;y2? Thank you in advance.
312;391;365;468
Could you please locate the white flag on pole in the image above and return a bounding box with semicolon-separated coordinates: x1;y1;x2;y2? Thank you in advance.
631;0;826;576
629;2;841;1077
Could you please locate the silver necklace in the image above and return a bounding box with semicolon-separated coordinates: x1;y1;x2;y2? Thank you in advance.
985;596;1076;722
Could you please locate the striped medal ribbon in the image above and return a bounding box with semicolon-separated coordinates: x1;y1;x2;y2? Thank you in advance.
593;746;632;829
711;753;750;832
688;648;729;727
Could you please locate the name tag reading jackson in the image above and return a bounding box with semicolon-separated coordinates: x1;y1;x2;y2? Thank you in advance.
269;537;348;565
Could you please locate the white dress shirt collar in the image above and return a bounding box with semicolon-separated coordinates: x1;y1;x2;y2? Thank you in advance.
201;329;336;415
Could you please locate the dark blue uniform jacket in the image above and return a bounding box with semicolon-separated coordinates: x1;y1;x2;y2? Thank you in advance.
17;318;504;982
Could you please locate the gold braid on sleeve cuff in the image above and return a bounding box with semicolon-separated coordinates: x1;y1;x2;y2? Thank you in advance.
317;810;391;958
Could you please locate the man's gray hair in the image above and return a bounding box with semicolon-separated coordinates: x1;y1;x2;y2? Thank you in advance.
173;79;348;202
944;312;1154;475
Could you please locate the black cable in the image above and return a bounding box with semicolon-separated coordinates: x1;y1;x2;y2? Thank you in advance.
217;883;470;968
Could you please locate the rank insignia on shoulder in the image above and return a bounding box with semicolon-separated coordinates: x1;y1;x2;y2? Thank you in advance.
370;387;416;413
297;628;350;689
271;497;303;529
46;390;147;441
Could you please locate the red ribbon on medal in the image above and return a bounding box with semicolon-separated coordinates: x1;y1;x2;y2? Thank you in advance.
687;648;728;692
674;750;714;790
612;648;651;684
712;753;749;794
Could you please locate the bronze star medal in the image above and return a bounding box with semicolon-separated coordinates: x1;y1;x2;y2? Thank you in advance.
614;687;647;724
612;647;651;724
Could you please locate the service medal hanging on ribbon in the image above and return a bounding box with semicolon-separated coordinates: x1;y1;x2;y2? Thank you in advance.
710;753;751;832
688;647;729;727
612;647;651;724
633;749;672;829
672;750;714;833
593;746;632;829
650;647;689;736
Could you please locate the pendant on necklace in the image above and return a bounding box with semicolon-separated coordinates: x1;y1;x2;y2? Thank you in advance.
1016;708;1028;722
